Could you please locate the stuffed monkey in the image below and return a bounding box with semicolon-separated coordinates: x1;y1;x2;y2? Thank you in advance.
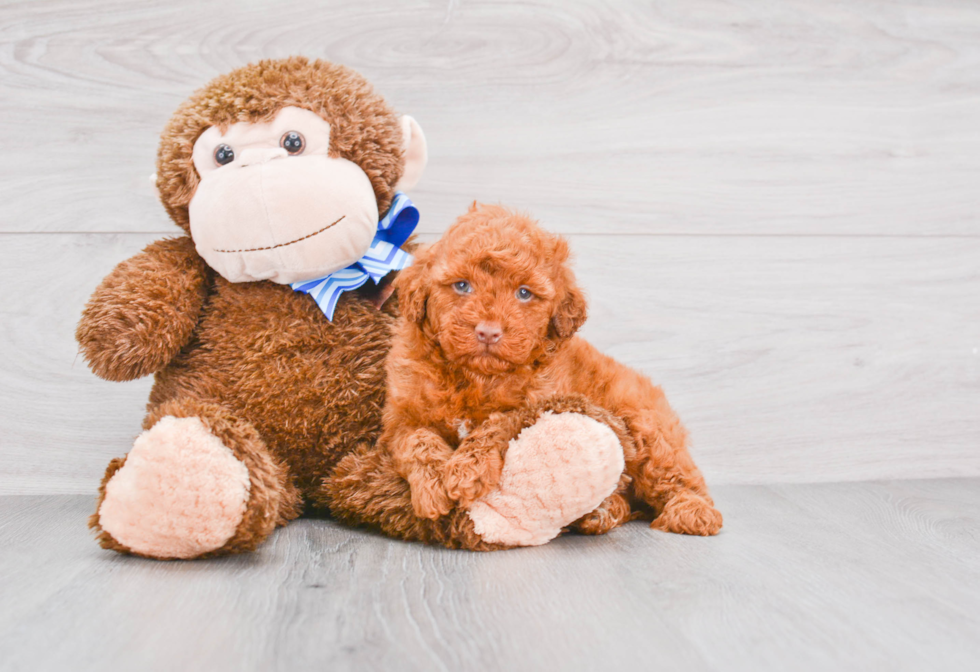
77;57;428;559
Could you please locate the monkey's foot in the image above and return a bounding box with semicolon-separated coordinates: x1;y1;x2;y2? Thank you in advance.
96;416;251;559
466;412;624;546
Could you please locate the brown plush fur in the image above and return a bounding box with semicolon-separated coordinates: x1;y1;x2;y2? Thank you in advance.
78;58;410;557
326;204;722;547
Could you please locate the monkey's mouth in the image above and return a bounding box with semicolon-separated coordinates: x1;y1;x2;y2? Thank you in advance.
212;215;346;253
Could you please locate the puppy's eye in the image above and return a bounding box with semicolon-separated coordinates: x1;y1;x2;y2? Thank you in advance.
280;131;305;155
453;280;472;295
516;286;534;302
213;144;235;166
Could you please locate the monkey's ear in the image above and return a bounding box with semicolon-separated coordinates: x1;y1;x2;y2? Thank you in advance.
149;173;160;200
396;115;427;192
393;246;431;325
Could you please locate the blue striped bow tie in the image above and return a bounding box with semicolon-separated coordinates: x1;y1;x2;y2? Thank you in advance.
291;192;418;320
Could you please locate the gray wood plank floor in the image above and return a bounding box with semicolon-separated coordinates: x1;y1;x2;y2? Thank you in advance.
2;480;979;671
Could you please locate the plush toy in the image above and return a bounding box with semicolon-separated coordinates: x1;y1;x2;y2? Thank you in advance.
77;57;428;559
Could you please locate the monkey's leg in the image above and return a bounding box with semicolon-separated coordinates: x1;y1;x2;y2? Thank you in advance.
326;397;632;550
625;409;723;536
91;399;300;560
324;442;505;551
436;396;630;547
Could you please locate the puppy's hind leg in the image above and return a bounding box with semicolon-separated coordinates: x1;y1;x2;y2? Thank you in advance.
626;409;723;536
572;473;634;536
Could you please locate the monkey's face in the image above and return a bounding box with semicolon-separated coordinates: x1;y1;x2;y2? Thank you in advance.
189;106;383;285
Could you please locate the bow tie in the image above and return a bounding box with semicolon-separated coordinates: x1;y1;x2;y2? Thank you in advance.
290;192;419;320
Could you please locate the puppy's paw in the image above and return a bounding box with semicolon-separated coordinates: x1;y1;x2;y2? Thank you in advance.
443;447;504;508
409;473;453;520
650;490;723;536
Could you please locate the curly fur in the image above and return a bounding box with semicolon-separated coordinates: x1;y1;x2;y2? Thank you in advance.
326;204;722;547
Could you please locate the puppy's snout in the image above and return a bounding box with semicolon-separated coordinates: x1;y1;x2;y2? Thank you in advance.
475;322;503;345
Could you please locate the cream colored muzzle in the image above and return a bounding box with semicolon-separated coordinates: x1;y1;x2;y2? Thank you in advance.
189;151;379;285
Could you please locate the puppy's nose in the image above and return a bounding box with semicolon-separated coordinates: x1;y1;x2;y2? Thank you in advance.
475;322;503;345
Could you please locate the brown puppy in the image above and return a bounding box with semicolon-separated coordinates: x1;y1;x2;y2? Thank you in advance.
383;203;722;537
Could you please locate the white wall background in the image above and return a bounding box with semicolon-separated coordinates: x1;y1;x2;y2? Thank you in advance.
1;0;978;494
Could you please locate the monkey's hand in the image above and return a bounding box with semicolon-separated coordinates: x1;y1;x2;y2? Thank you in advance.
76;236;210;382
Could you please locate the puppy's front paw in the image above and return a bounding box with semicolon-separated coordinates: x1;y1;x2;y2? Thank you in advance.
650;490;723;536
409;472;453;520
443;448;503;508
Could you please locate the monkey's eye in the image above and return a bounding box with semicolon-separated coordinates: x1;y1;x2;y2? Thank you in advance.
213;144;235;166
280;131;305;155
453;280;473;295
516;286;534;302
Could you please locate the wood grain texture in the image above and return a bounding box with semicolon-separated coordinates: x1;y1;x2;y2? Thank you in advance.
1;0;979;234
1;233;976;494
1;480;979;671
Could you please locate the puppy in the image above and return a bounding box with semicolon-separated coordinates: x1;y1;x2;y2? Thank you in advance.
380;203;722;537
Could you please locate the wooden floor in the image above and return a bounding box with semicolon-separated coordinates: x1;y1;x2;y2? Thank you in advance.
1;0;979;669
2;479;979;671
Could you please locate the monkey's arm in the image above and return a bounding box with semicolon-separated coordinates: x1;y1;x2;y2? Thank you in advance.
76;236;210;382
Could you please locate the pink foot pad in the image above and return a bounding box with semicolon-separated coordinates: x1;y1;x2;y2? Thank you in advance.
467;412;624;546
98;416;251;559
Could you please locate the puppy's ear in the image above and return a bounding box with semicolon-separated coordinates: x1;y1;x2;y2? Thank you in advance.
548;236;588;340
550;281;588;340
394;246;431;325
